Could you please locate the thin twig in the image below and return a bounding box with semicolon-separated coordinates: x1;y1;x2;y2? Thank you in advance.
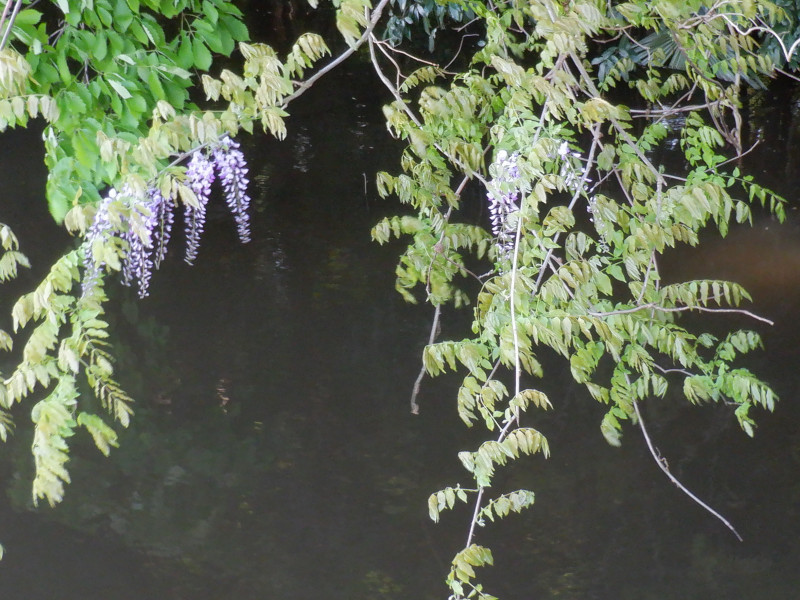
0;0;23;51
633;400;743;541
409;175;470;413
444;33;479;72
570;51;665;187
282;0;391;107
409;304;441;415
368;32;490;186
588;302;774;326
653;363;694;377
0;0;13;41
373;36;440;67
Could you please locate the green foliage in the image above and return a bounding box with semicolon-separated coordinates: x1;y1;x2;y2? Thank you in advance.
369;0;788;597
0;0;336;510
447;544;496;600
0;0;346;510
383;0;475;49
1;245;134;505
1;0;251;221
0;0;791;594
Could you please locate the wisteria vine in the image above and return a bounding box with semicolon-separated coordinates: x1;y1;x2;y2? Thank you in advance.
486;150;521;263
486;140;598;268
83;135;252;298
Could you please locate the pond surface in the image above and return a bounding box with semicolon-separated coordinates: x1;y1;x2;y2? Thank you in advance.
1;30;799;600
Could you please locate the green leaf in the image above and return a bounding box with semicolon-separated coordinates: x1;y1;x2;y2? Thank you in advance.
220;14;249;42
202;30;224;55
176;34;194;69
107;78;132;99
202;0;219;23
147;70;166;101
14;9;42;25
192;38;213;70
113;0;136;31
77;412;119;456
600;411;622;447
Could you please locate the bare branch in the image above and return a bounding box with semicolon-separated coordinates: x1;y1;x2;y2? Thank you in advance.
409;304;441;415
588;302;775;326
0;0;23;51
634;400;743;541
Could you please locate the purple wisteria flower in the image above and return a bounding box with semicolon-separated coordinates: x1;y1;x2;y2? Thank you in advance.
82;191;116;297
82;135;252;298
84;186;176;299
184;150;215;264
487;150;522;261
120;188;177;298
121;198;156;298
212;135;251;244
149;187;174;270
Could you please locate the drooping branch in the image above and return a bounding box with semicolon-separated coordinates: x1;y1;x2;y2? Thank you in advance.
409;304;440;415
464;102;553;550
633;400;743;541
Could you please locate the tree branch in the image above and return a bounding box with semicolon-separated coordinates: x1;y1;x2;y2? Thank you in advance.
282;0;392;107
0;0;23;51
409;304;441;415
633;400;743;541
588;302;774;326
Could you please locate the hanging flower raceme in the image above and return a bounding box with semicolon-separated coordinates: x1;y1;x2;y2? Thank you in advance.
486;150;522;263
149;187;174;270
184;150;215;264
121;197;156;298
82;191;116;298
81;134;253;298
212;135;251;244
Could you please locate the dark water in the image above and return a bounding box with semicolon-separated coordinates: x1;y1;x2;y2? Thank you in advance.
1;44;800;600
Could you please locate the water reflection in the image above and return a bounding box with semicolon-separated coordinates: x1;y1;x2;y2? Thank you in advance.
0;66;799;600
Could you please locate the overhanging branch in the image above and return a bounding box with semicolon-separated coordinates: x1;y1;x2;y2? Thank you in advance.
634;400;743;541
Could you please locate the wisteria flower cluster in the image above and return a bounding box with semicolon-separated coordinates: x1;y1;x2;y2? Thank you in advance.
556;140;587;192
213;136;251;244
486;150;522;261
83;135;252;299
184;150;215;265
485;141;606;270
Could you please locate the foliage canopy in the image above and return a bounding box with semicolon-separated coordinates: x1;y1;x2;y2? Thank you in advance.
0;0;795;595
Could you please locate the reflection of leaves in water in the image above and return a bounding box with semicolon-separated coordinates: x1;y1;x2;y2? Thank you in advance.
688;534;775;598
5;404;283;595
111;296;177;405
292;128;313;173
251;159;273;215
311;245;373;308
358;570;404;599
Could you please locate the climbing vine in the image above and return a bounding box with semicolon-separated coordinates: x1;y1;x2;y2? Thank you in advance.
0;0;795;595
370;1;789;598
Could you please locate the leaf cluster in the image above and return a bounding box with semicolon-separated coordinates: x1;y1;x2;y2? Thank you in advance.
370;0;789;597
